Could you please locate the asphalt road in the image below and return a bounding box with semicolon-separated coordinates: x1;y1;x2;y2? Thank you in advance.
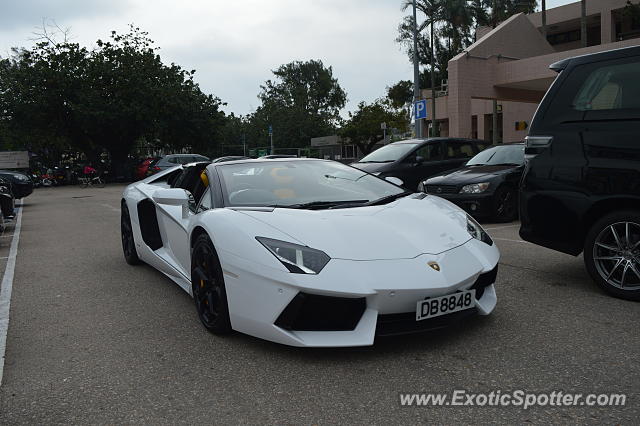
0;185;637;424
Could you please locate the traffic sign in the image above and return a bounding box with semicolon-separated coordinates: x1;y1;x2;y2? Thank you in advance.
414;100;427;120
268;125;273;135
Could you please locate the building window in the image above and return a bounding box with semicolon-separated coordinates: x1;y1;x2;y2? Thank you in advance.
547;29;581;46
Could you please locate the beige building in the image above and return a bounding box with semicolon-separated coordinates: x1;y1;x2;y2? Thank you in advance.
425;0;640;142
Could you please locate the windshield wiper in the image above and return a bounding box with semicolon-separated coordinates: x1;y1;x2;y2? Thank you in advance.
357;160;394;163
491;163;522;166
364;191;413;206
275;200;369;210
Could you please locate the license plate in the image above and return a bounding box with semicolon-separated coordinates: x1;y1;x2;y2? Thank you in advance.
416;290;475;321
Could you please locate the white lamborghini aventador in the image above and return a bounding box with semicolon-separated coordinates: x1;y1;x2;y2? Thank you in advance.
121;158;499;347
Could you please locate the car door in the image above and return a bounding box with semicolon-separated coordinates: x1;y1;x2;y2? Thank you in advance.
155;166;209;277
398;142;445;189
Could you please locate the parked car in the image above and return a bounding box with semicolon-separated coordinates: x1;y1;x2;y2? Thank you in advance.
135;157;159;180
212;156;250;163
520;45;640;301
146;154;210;176
420;143;524;222
351;138;490;190
0;170;34;198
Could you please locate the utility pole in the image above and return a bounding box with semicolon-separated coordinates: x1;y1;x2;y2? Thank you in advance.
430;13;436;137
581;0;587;48
269;125;274;154
541;0;547;39
242;133;246;156
412;0;422;138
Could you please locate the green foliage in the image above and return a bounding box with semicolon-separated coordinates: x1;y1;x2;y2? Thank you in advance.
249;60;347;149
386;80;414;124
339;100;408;155
386;80;413;110
0;26;227;168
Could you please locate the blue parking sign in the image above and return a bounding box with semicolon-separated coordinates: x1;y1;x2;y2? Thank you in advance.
414;100;427;120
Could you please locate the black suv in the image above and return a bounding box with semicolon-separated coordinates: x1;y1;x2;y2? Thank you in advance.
520;45;640;300
351;138;489;190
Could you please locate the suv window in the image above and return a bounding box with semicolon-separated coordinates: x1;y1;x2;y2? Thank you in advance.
446;141;475;159
476;141;491;152
572;61;640;111
414;143;442;162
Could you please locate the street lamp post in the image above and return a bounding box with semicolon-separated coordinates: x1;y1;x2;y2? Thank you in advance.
412;0;421;138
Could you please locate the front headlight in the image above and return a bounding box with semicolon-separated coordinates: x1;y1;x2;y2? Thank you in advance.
460;182;490;194
14;174;29;182
256;237;330;274
466;215;493;246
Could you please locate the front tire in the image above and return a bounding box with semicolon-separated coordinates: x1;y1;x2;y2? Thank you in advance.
492;186;518;223
121;202;142;265
191;234;232;334
584;211;640;301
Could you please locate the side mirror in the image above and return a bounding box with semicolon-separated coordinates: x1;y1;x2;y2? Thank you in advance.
414;156;425;165
152;188;190;218
385;176;404;186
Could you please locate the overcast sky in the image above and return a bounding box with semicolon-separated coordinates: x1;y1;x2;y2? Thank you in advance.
1;0;575;117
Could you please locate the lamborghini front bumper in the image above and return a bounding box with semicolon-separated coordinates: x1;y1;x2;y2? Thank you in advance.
220;237;499;347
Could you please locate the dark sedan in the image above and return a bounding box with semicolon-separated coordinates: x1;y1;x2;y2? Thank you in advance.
0;170;34;199
419;143;524;222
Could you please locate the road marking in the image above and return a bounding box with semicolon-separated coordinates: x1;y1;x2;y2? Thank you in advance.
485;224;520;230
493;237;530;244
0;206;23;386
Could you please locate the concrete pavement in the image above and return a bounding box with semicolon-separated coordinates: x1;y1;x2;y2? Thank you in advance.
0;185;637;424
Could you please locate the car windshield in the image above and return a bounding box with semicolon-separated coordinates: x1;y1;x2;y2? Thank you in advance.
466;145;524;166
358;143;418;163
218;160;406;208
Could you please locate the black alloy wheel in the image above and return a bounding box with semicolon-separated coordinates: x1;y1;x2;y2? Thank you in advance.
493;186;518;223
121;202;142;265
584;211;640;301
191;234;232;334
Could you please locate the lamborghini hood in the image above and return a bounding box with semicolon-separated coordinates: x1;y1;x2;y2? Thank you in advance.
240;195;472;260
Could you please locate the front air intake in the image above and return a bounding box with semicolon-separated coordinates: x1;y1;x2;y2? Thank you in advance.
275;293;366;331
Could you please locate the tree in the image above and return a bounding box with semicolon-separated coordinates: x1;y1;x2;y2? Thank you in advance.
386;80;413;121
0;26;227;174
339;101;408;155
253;60;347;150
